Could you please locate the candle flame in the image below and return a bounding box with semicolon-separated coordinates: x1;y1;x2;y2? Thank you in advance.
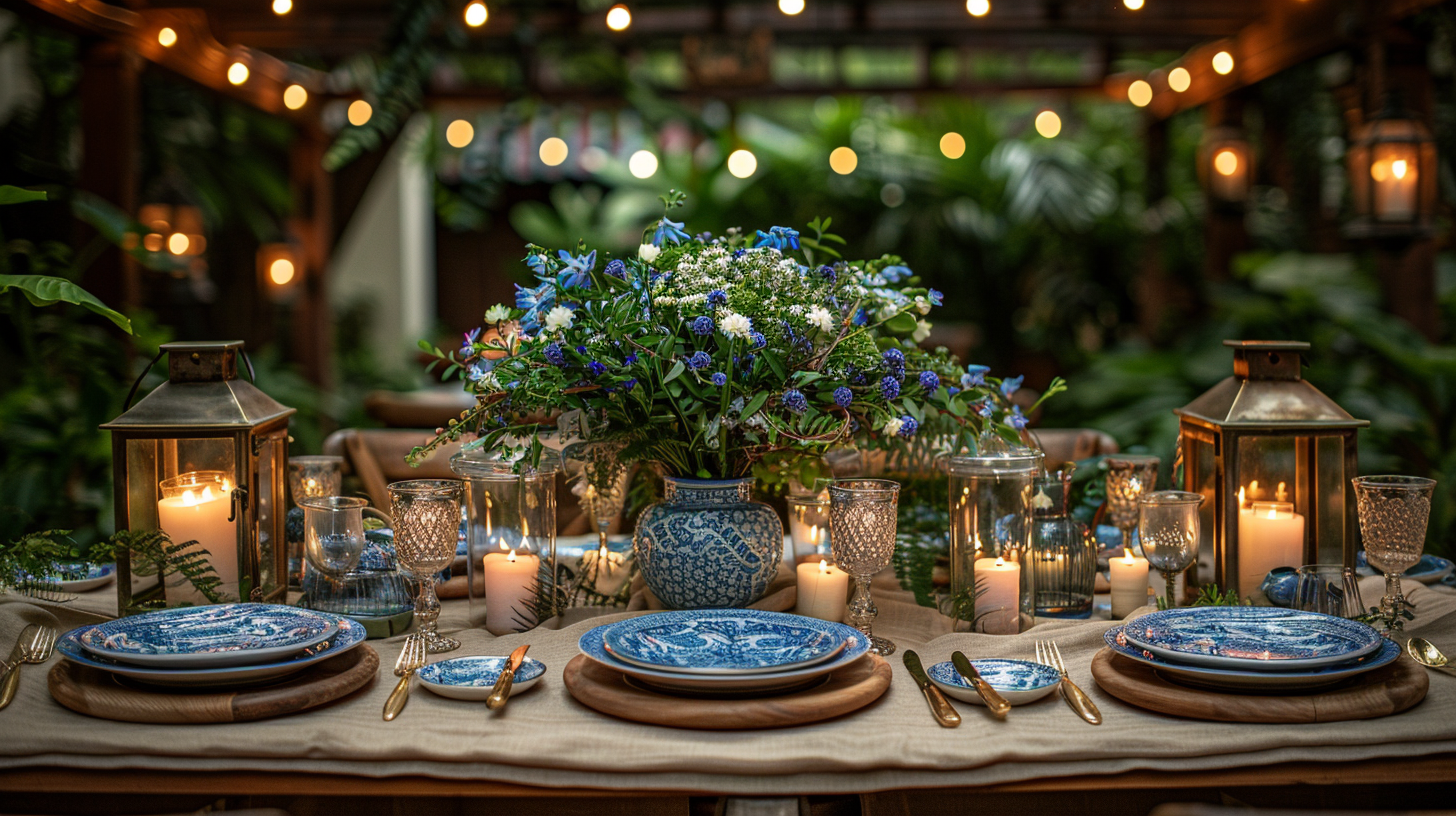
1123;550;1135;565
182;488;197;507
995;556;1006;567
1267;507;1278;520
499;540;509;552
1276;481;1288;502
201;485;215;502
1393;159;1409;180
809;524;819;544
1238;486;1246;507
819;559;830;575
507;549;518;563
221;478;232;492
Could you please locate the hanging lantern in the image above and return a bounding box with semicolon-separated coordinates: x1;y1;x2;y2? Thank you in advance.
1174;341;1367;604
1346;96;1437;236
101;341;294;613
1200;126;1252;205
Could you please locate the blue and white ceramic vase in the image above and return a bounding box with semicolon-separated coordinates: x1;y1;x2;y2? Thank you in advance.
634;477;783;609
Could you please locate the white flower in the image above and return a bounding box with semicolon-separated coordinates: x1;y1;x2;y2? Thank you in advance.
912;319;932;343
485;304;511;322
807;306;835;333
639;243;660;262
478;370;502;391
882;417;904;437
915;296;931;315
877;304;900;322
544;305;576;332
719;311;753;339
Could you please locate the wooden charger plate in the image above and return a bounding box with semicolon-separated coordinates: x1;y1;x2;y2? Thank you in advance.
49;645;379;724
564;653;890;729
1091;647;1428;723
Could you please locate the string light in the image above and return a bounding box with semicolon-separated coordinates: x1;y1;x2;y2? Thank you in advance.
272;0;292;15
464;2;488;27
966;0;990;16
939;132;966;159
1168;67;1191;93
227;62;249;85
1034;110;1061;138
629;149;658;178
829;146;857;174
779;0;805;13
269;258;295;286
283;84;308;110
447;119;475;148
1128;79;1153;107
348;100;372;126
727;149;757;178
539;136;569;166
1212;50;1235;75
157;27;177;47
1124;0;1144;8
1214;149;1239;176
606;4;631;31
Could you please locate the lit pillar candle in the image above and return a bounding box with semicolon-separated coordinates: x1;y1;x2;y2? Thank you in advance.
973;556;1020;634
157;476;238;593
1238;501;1304;601
481;543;540;635
1110;550;1149;619
796;558;849;622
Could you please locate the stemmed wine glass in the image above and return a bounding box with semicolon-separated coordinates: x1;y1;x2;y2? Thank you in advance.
1353;475;1435;628
389;479;465;653
829;479;900;656
1138;491;1203;607
1105;455;1160;554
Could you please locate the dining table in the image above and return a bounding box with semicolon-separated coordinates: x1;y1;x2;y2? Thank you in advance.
3;547;1456;816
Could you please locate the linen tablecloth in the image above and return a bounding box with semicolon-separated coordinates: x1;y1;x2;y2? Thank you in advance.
2;571;1454;795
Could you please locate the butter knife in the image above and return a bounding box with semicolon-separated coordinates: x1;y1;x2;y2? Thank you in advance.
902;650;961;728
0;624;38;710
486;644;530;711
951;651;1011;716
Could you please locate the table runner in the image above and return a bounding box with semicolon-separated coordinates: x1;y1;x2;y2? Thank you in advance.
2;572;1455;795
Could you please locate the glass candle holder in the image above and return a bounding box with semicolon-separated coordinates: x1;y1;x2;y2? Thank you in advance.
1031;468;1095;619
829;479;900;656
786;495;831;567
1104;455;1160;552
947;452;1042;634
388;479;464;653
286;455;344;587
1138;491;1204;607
1354;475;1435;626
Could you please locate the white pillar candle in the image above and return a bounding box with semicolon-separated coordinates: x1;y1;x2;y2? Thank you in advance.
482;547;540;635
1109;551;1150;619
157;480;238;593
1238;501;1305;601
795;558;849;622
973;556;1020;634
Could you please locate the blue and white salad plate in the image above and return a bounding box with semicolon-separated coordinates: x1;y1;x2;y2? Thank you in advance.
928;658;1061;705
418;655;547;701
579;616;871;695
59;616;364;688
21;562;116;593
1357;551;1455;585
601;610;848;675
1106;625;1400;691
79;603;340;669
1122;607;1383;672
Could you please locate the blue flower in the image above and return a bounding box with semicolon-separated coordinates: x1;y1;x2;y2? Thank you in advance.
961;364;990;389
460;327;482;356
898;416;919;437
919;371;940;391
754;226;801;251
749;331;767;349
928;289;943;306
1008;405;1029;430
817;265;837;282
624;378;638;391
977;400;995;419
696;231;713;241
783;388;808;414
880;376;901;400
605;259;627;279
833;387;853;408
576;345;588;354
587;361;607;378
524;254;547;275
514;281;555;333
852;308;869;326
686;351;712;370
882;348;905;366
947;386;960;396
1000;375;1024;398
691;316;715;336
653;218;691;247
708;289;728;307
881;265;911;283
466;363;486;382
711;372;728;387
624;352;638;365
544;343;567;367
555;249;596;288
732;248;747;259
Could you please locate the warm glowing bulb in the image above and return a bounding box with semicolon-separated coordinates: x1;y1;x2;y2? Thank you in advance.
606;4;631;31
283;84;308;110
818;559;830;575
182;489;197;506
167;233;189;255
1128;79;1153;108
829;146;857;174
227;62;249;85
464;1;488;27
158;27;177;47
727;148;757;178
269;258;295;285
1123;551;1135;565
1212;50;1234;75
1392;159;1409;180
940;132;966;159
628;149;658;178
1034;110;1061;138
272;0;292;15
1124;0;1143;8
966;0;990;17
1214;148;1239;176
779;0;805;14
539;136;569;166
1168;66;1191;92
446;119;475;148
348;100;372;126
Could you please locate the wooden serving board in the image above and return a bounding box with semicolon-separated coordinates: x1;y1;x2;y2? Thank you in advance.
1091;647;1428;724
49;645;379;724
563;653;890;729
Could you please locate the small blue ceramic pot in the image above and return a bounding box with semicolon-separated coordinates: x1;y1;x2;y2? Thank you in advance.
634;477;783;609
1260;566;1299;607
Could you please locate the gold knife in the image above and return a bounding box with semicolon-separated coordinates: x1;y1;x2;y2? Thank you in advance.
0;624;38;711
902;650;961;728
486;644;530;711
952;651;1011;716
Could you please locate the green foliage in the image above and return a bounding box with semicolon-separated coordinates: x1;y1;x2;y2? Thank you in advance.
0;275;131;333
0;529;224;612
1156;583;1248;611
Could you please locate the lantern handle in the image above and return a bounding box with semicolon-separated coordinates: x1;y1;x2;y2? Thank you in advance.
122;348;168;412
240;348;256;383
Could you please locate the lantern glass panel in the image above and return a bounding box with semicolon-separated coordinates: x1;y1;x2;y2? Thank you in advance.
124;436;243;600
1371;141;1419;221
256;429;289;600
1183;431;1218;566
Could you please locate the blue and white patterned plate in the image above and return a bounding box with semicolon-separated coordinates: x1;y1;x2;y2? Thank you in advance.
21;562;116;593
579;616;870;695
418;655;547;701
1357;551;1455;585
1122;607;1383;672
79;604;340;669
601;610;848;675
928;658;1061;705
1106;625;1400;691
59;616;365;688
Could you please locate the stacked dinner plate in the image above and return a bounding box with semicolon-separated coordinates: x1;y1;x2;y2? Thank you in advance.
1107;606;1399;692
578;609;870;696
58;603;367;689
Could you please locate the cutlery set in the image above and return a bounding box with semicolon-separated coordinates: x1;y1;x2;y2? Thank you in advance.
902;640;1097;727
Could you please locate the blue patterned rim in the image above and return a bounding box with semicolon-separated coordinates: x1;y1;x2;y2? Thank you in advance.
1105;624;1400;689
79;603;340;669
1121;606;1384;672
601;609;848;675
418;655;547;687
926;658;1060;692
1357;551;1454;580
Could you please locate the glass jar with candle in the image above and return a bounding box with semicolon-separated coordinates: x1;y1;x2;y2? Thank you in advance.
785;494;831;567
1030;468;1095;619
946;451;1043;634
451;446;562;635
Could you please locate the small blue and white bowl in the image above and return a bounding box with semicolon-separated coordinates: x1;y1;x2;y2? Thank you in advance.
928;658;1061;706
417;655;547;701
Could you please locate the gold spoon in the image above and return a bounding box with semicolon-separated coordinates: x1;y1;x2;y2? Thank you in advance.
1406;636;1451;671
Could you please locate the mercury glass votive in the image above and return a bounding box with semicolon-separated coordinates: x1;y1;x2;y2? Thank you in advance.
1104;455;1160;553
829;479;900;656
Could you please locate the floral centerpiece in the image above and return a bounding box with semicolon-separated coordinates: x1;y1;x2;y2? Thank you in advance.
414;192;1057;608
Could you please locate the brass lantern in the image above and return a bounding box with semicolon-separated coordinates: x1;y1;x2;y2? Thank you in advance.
1175;341;1367;603
1346;96;1437;236
101;341;294;613
1201;126;1252;205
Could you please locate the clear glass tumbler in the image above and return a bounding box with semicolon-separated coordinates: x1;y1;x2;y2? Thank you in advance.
1138;490;1203;607
389;479;465;653
829;479;900;656
299;496;392;577
1353;475;1435;625
1293;564;1364;618
1031;468;1095;619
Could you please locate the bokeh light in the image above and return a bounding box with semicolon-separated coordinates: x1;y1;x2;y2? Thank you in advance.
629;149;658;178
158;28;177;47
1212;51;1234;75
283;85;308;110
1213;149;1239;176
779;0;805;14
1168;67;1191;93
1128;79;1153;107
940;132;966;159
727;149;758;178
464;2;488;27
348;100;372;126
447;120;475;148
966;0;990;17
540;137;569;166
1035;110;1062;138
227;62;249;85
606;4;632;31
269;259;295;286
829;146;858;174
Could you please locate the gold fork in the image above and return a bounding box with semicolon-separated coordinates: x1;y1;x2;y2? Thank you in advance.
0;626;58;711
383;635;427;722
1036;639;1102;726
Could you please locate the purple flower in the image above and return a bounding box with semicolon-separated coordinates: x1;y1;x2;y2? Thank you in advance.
575;345;587;355
783;388;808;414
544;342;567;367
740;353;756;369
946;386;960;396
817;265;837;282
587;361;607;378
961;365;989;389
880;376;900;400
833;387;853;408
919;371;940;392
605;259;628;279
1000;375;1024;398
686;351;712;370
898;416;919;437
1008;405;1029;430
460;327;482;356
624;378;638;391
691;316;715;336
711;372;728;387
732;248;746;259
624;352;638;365
882;348;905;366
708;289;728;307
749;332;767;349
